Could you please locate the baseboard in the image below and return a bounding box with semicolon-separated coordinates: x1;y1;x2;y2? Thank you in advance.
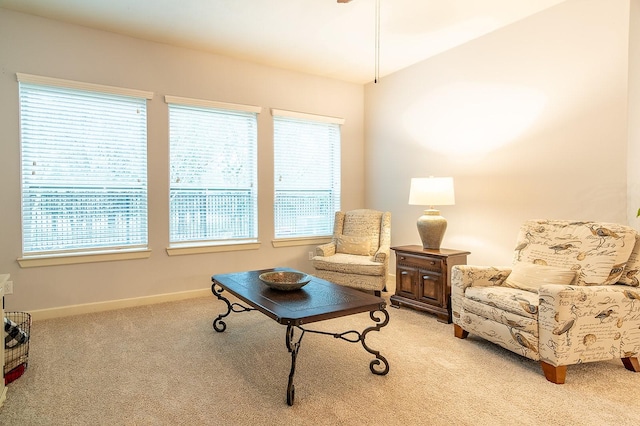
29;288;212;321
0;384;7;408
29;274;397;321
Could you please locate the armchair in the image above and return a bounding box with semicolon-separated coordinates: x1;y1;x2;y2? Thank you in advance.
451;220;640;383
312;209;391;296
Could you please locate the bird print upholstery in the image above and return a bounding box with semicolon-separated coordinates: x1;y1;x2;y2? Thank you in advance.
451;220;640;383
618;234;640;286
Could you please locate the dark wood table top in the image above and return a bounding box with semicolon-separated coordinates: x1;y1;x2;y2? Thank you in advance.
391;245;471;257
212;267;387;326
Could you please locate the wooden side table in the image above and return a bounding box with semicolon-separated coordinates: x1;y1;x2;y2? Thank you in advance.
390;246;469;323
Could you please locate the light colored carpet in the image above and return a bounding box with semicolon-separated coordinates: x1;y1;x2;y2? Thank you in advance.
1;289;639;425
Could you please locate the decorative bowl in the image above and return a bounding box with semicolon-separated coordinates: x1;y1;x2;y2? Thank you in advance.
259;271;311;291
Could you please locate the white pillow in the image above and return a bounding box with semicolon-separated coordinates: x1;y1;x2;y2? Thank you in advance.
503;263;576;292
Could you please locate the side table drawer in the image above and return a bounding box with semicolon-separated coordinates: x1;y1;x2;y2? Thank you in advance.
396;253;442;272
391;246;470;324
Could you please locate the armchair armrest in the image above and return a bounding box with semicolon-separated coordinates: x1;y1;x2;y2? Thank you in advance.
538;284;640;366
451;265;511;291
373;244;390;264
451;265;512;322
315;242;336;257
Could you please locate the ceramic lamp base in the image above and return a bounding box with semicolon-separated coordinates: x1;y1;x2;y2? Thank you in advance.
416;209;447;250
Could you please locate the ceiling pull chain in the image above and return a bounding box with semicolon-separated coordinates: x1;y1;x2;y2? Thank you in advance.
374;0;381;83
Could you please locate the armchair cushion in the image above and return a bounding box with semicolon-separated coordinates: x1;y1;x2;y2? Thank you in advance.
465;286;539;319
341;210;383;256
503;263;576;292
336;234;372;256
513;220;637;286
462;297;538;336
312;253;385;277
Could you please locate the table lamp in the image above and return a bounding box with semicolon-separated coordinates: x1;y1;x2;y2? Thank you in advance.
408;177;455;250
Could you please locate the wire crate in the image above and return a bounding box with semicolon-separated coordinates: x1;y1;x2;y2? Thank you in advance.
4;311;31;385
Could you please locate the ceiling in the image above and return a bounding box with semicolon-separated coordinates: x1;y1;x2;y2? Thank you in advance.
0;0;567;84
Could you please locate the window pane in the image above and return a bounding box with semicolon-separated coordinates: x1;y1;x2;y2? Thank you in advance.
20;83;148;254
273;115;341;238
168;104;258;244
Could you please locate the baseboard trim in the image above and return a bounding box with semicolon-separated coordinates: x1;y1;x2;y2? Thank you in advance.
0;385;7;408
29;288;212;321
29;273;397;321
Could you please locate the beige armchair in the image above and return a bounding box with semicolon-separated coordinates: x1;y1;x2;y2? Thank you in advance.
312;209;391;296
451;220;640;384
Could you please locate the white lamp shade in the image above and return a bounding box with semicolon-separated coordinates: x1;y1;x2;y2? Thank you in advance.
408;177;455;206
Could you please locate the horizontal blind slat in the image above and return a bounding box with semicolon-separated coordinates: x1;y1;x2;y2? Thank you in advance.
168;103;258;244
20;81;149;254
273;115;341;238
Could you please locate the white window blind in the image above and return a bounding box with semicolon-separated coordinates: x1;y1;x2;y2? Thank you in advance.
273;110;342;238
167;99;259;244
19;80;149;255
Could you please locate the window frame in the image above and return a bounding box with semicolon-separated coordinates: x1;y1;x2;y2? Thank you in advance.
165;95;262;256
271;108;343;245
16;73;153;268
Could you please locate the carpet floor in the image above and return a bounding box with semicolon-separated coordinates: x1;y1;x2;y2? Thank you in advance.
1;290;639;425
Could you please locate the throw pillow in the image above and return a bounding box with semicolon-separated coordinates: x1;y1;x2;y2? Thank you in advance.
504;263;576;292
336;235;372;256
513;220;636;285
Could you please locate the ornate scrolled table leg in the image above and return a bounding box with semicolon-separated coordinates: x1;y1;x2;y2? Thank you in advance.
211;279;254;332
285;325;305;406
361;308;390;375
322;308;390;375
281;307;390;405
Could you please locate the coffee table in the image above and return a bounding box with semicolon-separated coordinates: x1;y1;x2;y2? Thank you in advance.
211;267;390;406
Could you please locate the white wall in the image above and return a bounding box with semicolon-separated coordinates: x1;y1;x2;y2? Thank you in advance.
628;0;640;225
0;9;365;312
365;0;633;266
2;0;636;313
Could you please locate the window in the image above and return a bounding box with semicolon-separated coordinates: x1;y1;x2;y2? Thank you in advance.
18;74;152;258
272;109;342;239
166;96;260;246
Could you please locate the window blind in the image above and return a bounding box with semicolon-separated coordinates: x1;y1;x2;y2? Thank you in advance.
273;112;341;238
19;82;149;255
168;102;258;244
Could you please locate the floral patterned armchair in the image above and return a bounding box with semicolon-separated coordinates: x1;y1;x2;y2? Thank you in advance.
312;209;391;296
451;220;640;383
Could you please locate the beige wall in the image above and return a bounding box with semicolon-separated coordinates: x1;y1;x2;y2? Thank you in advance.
2;0;637;314
0;9;365;312
365;0;634;266
629;0;640;224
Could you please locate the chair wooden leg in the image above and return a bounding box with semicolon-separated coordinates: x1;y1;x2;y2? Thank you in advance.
453;324;469;339
622;357;640;372
540;361;566;384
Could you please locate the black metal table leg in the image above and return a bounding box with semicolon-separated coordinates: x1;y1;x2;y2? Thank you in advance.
280;307;390;405
285;325;304;406
211;279;254;332
361;308;390;375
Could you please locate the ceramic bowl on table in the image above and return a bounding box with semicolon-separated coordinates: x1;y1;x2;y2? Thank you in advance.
258;271;311;291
